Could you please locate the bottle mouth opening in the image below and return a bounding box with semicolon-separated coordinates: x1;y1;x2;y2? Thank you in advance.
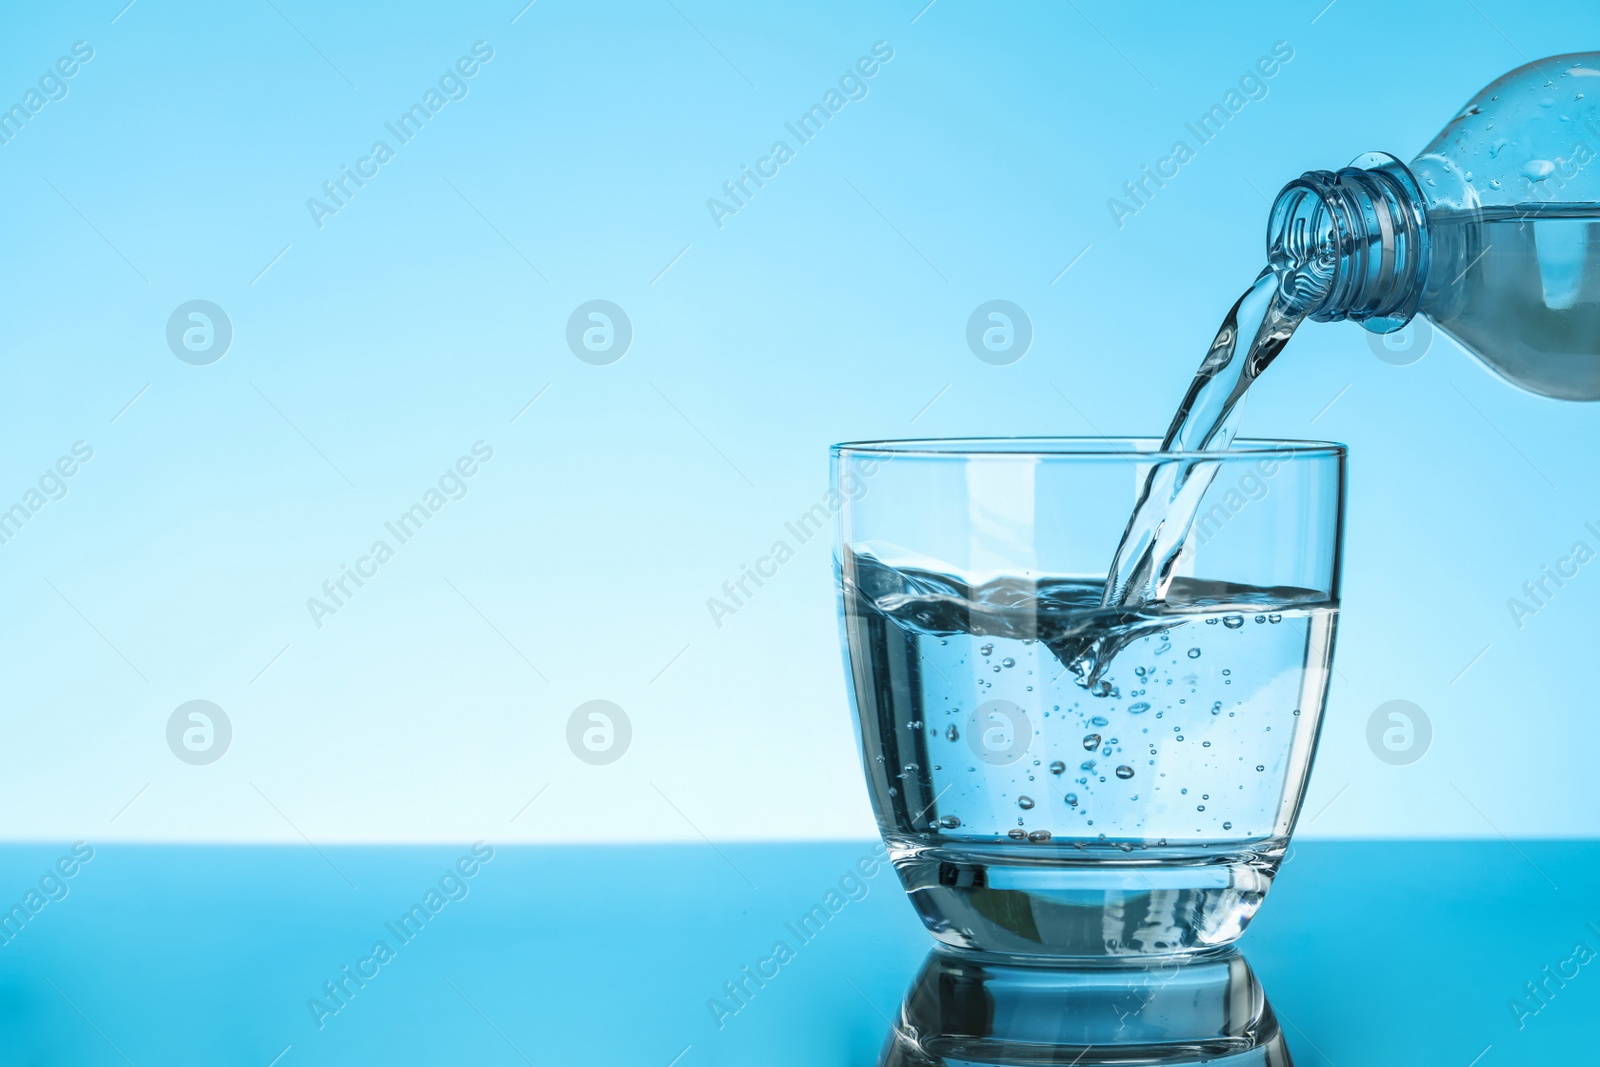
1266;184;1342;315
1265;159;1430;330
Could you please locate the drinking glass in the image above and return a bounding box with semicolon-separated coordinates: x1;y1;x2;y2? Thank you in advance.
832;438;1344;957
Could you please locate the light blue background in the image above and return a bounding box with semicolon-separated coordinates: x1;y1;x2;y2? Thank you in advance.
0;0;1596;843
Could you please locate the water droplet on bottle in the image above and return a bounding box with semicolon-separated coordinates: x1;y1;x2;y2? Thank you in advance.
939;815;961;829
946;725;959;742
1027;830;1051;843
1222;615;1244;629
1017;795;1035;810
1128;701;1150;714
1082;733;1101;750
1049;760;1066;775
1115;765;1134;779
1001;657;1015;668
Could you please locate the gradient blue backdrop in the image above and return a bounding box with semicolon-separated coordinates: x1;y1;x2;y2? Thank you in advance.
0;0;1596;844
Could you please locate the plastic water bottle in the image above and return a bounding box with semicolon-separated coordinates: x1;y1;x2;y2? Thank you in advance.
1268;53;1600;399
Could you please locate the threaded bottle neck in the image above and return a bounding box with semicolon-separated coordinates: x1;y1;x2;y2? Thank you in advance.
1266;155;1431;331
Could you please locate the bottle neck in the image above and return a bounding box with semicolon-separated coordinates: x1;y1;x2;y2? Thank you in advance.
1266;154;1431;332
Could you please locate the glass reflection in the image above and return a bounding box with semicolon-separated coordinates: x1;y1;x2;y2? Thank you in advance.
879;947;1292;1066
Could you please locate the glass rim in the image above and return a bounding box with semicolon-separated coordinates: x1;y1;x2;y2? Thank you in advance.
830;436;1346;461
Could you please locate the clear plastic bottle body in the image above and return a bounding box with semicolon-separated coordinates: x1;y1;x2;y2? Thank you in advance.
1269;53;1600;400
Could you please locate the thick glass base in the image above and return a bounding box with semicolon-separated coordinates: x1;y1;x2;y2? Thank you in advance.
880;946;1293;1066
889;840;1281;958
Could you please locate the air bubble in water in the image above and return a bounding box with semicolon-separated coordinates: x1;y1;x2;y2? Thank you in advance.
1115;765;1134;779
1268;614;1281;624
1222;615;1244;629
946;725;959;742
939;815;961;829
1187;648;1201;658
980;643;994;656
1091;715;1110;727
1065;793;1079;807
1027;830;1051;843
1017;796;1035;810
1255;764;1265;772
1082;733;1102;750
1128;702;1150;716
1222;821;1233;830
1007;828;1026;840
1049;760;1066;775
1001;657;1015;668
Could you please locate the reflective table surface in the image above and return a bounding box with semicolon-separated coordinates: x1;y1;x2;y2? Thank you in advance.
0;840;1593;1064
